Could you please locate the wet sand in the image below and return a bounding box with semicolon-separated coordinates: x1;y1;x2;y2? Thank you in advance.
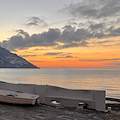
0;103;120;120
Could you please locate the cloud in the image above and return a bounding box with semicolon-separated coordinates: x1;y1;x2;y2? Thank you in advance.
62;0;120;19
56;55;73;58
34;48;48;51
0;28;61;51
65;55;73;58
79;58;120;62
89;23;104;30
1;35;24;51
24;16;48;27
1;1;120;52
44;52;63;56
107;61;120;67
112;63;120;66
30;60;44;62
60;0;120;40
0;26;91;51
16;29;30;39
20;55;37;57
1;23;120;51
61;25;92;42
108;27;120;37
57;41;88;49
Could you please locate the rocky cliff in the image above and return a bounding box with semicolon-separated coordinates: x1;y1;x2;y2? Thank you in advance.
0;46;37;68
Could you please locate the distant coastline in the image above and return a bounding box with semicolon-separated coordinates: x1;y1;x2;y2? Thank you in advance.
0;67;39;69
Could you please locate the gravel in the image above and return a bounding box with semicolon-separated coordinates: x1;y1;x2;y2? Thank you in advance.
0;103;120;120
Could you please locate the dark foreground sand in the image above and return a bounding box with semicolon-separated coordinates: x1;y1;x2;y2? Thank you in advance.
0;103;120;120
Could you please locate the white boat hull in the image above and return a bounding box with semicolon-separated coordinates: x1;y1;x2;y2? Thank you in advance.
0;89;39;105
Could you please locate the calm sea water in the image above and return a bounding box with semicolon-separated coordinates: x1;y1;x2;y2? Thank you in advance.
0;68;120;98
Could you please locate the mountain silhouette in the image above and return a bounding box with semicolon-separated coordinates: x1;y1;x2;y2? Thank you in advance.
0;46;37;68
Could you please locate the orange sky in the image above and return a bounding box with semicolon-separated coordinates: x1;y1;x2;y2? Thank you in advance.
0;0;120;69
13;38;120;69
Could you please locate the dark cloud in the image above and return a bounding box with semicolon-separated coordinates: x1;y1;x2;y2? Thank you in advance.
1;23;120;51
20;55;37;57
61;25;92;43
88;22;120;38
1;35;24;51
34;48;48;51
60;0;120;41
1;1;120;52
30;60;44;62
0;26;91;51
89;23;104;30
79;58;120;62
25;17;48;27
107;62;120;67
44;52;63;56
57;41;88;49
63;0;120;19
65;55;73;58
59;0;120;41
56;55;73;58
112;63;120;66
29;28;60;47
0;28;61;51
108;27;120;37
16;29;30;38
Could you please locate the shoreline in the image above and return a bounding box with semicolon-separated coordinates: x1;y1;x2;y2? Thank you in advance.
0;102;120;120
0;81;120;119
0;80;120;100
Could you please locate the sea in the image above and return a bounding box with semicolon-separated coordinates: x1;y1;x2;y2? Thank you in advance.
0;68;120;98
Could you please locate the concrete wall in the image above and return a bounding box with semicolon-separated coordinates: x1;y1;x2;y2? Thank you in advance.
36;85;46;103
45;85;106;111
0;83;105;111
45;85;95;100
45;85;96;109
95;90;106;111
0;83;36;94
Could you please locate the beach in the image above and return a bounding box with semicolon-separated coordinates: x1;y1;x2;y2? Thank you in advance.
0;102;120;120
0;69;120;119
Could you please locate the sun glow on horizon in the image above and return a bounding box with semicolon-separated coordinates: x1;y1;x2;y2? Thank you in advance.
12;43;120;69
0;0;120;69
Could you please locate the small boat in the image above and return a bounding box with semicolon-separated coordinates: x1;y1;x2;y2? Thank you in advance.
0;89;39;105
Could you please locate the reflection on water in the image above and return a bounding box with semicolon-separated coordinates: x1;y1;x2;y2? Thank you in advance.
0;68;120;98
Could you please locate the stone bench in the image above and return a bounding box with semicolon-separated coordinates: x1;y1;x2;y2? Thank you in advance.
45;85;105;111
0;83;105;111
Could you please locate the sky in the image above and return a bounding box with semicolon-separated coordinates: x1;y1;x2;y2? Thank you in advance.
0;0;120;68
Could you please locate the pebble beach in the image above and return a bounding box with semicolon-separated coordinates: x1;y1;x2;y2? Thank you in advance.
0;102;120;120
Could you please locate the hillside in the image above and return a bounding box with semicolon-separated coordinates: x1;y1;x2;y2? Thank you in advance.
0;46;37;68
